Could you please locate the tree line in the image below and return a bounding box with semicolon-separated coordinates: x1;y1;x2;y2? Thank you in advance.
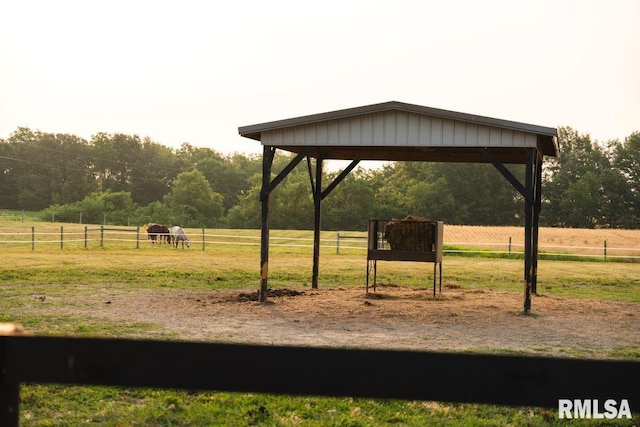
1;126;638;230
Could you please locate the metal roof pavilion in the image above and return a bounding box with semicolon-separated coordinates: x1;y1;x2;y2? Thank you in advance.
239;101;559;312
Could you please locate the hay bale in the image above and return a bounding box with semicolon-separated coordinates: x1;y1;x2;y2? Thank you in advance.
384;216;435;251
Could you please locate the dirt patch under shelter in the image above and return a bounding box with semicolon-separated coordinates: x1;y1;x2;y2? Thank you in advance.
36;283;640;359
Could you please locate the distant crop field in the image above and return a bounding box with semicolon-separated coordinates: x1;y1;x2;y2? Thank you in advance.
446;224;640;254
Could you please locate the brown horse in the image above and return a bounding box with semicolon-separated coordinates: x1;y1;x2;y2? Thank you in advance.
144;223;171;244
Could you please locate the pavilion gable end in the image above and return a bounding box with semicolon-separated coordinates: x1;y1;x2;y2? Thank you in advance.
260;110;539;151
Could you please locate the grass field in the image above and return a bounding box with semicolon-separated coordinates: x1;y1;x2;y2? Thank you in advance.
1;220;639;425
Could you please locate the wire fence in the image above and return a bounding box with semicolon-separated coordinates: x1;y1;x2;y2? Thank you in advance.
1;226;640;261
0;226;346;252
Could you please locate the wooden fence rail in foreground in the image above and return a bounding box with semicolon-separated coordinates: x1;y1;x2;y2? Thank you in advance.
1;336;638;425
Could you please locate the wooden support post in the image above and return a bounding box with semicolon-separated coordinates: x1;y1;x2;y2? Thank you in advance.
523;148;534;313
312;155;323;289
259;146;275;303
481;146;540;311
532;157;542;294
433;263;437;297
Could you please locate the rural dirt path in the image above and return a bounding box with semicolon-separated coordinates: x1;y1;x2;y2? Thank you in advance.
47;284;639;359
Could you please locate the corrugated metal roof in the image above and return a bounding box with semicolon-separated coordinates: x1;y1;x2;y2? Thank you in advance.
238;101;559;163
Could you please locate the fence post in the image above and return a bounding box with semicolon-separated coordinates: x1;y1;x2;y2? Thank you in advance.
60;226;63;250
84;226;88;248
136;227;140;249
604;240;607;262
508;237;512;258
79;212;82;224
202;228;205;251
31;226;35;251
100;226;104;247
336;233;340;254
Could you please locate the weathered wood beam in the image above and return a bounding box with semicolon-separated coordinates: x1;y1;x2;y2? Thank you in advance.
480;147;526;197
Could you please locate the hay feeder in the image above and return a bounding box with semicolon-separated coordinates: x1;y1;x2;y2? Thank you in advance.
366;217;443;296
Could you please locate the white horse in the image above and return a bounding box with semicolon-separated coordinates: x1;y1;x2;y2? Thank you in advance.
170;226;190;249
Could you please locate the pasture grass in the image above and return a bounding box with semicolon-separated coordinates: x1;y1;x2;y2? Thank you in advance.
17;386;636;426
1;224;639;425
2;243;639;302
0;313;164;338
15;385;589;427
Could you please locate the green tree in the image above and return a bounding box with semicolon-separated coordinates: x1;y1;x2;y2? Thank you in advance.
177;144;262;215
542;126;631;228
368;161;523;226
269;166;314;230
598;166;634;228
132;200;174;227
90;133;142;194
558;171;601;228
163;170;224;227
99;190;136;225
2;128;95;210
129;138;181;205
611;131;640;228
323;170;375;231
404;177;459;222
41;190;136;225
224;153;314;230
368;163;407;220
439;162;523;225
224;174;262;229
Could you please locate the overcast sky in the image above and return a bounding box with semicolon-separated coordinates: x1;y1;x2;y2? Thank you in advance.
1;0;638;156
